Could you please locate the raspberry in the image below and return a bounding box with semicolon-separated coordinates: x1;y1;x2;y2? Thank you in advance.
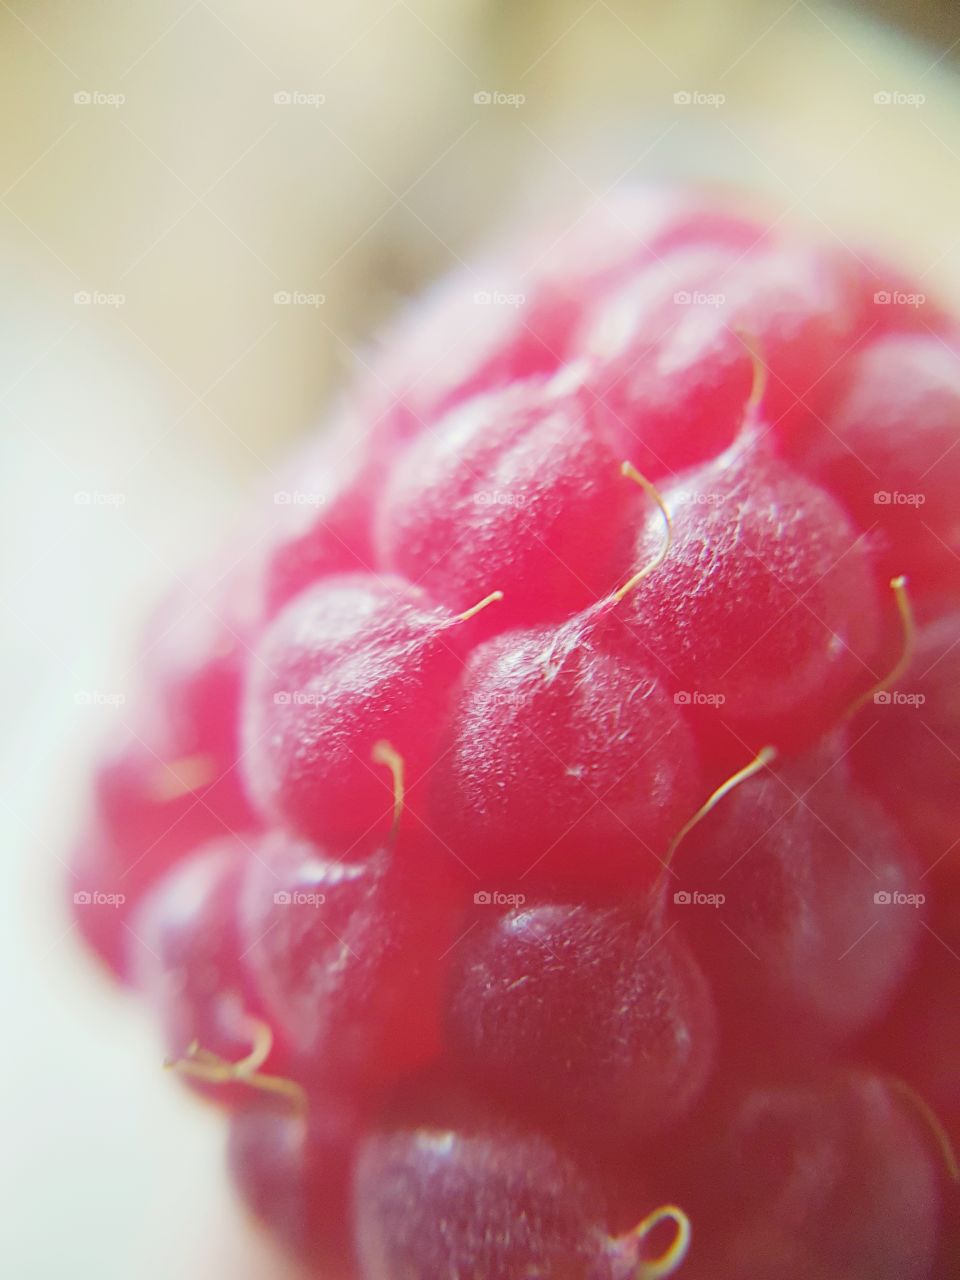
674;1070;942;1280
622;438;883;755
430;613;702;891
72;731;253;972
873;909;960;1137
238;831;458;1093
850;607;960;875
443;898;717;1147
265;415;384;618
130;837;262;1075
70;188;959;1279
374;380;636;631
243;574;500;848
580;238;864;477
675;739;922;1048
354;1102;691;1280
785;333;960;594
229;1095;363;1276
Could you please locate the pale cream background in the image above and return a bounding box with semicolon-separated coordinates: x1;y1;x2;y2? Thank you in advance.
2;2;959;1276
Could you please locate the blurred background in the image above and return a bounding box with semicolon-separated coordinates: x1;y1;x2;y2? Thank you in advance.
2;1;960;1275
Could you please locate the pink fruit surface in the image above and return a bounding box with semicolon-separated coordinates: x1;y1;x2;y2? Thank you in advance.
70;188;959;1279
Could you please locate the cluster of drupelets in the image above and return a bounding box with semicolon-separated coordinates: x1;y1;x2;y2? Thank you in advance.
72;191;960;1279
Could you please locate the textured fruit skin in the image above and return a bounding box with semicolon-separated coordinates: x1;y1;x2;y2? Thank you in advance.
375;381;636;632
229;1096;362;1278
675;741;922;1047
353;1109;645;1280
851;608;960;872
675;1071;941;1280
786;333;960;593
443;900;717;1147
243;574;473;849
239;832;459;1093
130;837;262;1071
430;613;702;892
623;440;883;754
68;187;960;1280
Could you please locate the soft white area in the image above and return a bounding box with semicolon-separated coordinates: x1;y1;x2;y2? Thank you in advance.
0;263;298;1279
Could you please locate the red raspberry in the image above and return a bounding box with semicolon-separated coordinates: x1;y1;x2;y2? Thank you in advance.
354;1099;691;1280
621;439;883;756
374;380;637;630
675;738;922;1049
430;613;703;892
229;1094;363;1276
238;831;459;1094
69;188;959;1280
850;607;960;875
243;574;494;848
674;1070;943;1280
442;898;717;1147
785;333;960;594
